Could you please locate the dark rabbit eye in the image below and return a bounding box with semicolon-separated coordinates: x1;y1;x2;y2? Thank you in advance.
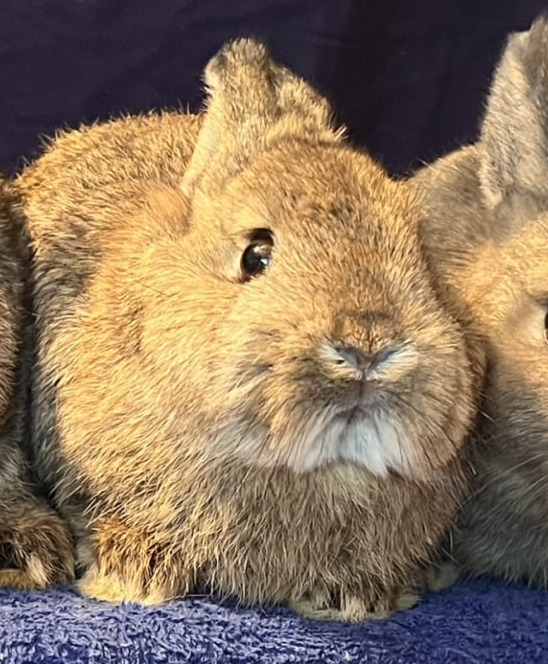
544;310;548;343
240;229;274;281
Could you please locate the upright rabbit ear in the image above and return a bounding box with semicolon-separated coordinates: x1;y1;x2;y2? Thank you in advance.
480;16;548;209
181;38;344;199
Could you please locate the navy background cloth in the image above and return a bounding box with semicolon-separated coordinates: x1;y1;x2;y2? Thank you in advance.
0;0;546;176
2;1;548;662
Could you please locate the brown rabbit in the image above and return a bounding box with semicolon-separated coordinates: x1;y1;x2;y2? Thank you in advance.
0;178;74;589
11;39;483;620
415;16;548;588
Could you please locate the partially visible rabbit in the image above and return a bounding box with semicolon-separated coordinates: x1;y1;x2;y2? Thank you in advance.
415;16;548;587
12;39;484;620
0;178;74;589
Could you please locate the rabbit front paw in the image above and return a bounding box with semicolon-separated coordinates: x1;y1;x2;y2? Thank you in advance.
424;559;461;592
289;583;418;622
0;502;75;589
78;518;194;605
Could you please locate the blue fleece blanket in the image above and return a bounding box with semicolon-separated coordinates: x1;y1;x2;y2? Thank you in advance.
1;579;546;663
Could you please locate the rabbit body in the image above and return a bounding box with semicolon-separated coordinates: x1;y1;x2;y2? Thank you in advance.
0;180;74;589
416;16;548;587
12;40;483;619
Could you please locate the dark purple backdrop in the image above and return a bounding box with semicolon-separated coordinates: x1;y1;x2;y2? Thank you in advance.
0;0;545;177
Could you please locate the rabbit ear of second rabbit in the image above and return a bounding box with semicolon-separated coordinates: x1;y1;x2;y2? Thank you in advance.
416;16;548;283
181;38;344;200
479;15;548;210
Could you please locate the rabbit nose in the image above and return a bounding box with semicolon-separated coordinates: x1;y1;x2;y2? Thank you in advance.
334;346;394;374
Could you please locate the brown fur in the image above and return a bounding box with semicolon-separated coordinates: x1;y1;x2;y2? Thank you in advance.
415;16;548;587
0;179;74;589
12;39;483;620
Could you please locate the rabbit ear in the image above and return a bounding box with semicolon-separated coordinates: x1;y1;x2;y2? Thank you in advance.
181;38;344;199
479;16;548;209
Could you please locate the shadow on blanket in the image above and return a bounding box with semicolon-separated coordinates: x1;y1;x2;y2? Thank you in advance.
0;578;546;663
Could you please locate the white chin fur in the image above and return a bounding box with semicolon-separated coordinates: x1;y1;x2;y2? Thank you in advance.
285;412;417;477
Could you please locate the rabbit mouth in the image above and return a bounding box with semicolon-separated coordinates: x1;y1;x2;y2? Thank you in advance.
328;407;412;476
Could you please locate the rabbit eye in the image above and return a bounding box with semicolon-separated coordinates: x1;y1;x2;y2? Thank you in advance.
544;310;548;343
240;229;273;281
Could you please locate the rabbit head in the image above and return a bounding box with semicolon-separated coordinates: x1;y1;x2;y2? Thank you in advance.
142;39;480;478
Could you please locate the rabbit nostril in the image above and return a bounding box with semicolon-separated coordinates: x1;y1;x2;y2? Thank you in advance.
335;346;376;371
334;346;397;373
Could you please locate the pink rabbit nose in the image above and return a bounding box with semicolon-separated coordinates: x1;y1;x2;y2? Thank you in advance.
335;346;394;374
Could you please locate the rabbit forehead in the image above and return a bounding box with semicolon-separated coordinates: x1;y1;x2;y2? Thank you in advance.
215;145;420;241
454;218;548;356
417;145;548;313
505;216;548;290
482;216;548;298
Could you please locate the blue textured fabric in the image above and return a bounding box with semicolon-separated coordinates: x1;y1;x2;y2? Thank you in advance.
0;579;547;663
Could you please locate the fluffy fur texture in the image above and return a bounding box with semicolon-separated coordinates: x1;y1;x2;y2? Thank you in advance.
416;15;548;587
11;39;483;620
0;179;74;589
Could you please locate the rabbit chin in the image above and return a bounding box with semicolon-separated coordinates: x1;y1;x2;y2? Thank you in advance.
285;410;417;477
